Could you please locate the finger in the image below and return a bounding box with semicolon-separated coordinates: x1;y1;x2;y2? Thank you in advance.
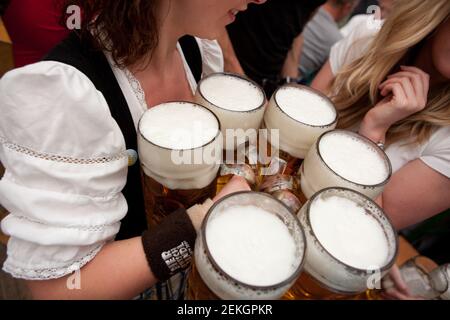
380;83;407;105
381;78;415;107
379;81;396;96
400;66;430;96
396;69;428;99
213;175;250;202
396;76;416;103
381;77;414;97
381;276;394;290
400;65;429;80
388;71;423;98
389;265;409;292
384;288;407;300
229;175;251;190
384;288;416;300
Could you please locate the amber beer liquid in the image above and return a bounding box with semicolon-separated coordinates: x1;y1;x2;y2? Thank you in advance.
142;174;217;230
138;102;222;229
283;272;349;300
186;192;306;300
259;85;337;206
286;187;398;299
186;261;221;300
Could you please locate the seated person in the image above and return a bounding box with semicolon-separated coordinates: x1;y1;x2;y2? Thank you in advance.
312;0;450;299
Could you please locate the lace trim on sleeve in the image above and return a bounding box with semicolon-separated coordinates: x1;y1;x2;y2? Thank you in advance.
2;244;104;280
0;137;127;164
11;215;119;233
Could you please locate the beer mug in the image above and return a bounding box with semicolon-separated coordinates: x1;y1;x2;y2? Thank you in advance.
187;191;306;300
195;72;267;191
382;256;450;300
261;84;337;174
138;102;222;229
300;129;392;200
195;72;267;152
286;187;398;299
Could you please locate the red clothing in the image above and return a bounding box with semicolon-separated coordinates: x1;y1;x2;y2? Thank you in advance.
3;0;70;67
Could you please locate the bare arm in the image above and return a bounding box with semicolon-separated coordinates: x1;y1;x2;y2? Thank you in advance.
216;28;245;76
381;159;450;230
25;176;250;300
310;60;334;94
281;33;303;78
27;237;154;300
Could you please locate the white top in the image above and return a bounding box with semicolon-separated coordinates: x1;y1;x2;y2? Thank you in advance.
385;126;450;178
0;38;223;280
329;19;382;76
340;14;383;38
328;24;450;178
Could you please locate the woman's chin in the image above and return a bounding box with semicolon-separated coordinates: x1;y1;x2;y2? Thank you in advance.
192;31;221;41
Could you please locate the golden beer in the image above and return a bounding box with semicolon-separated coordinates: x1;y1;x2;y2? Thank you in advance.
283;271;349;300
186;262;221;300
257;84;337;203
142;173;218;230
138;102;222;229
195;73;267;194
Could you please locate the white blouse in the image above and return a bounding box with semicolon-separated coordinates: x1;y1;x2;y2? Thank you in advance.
0;38;223;280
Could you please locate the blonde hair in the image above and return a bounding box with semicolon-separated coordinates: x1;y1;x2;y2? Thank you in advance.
331;0;450;146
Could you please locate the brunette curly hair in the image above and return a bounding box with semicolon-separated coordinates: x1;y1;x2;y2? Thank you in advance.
64;0;159;67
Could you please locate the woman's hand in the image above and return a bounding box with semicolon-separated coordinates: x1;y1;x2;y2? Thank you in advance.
381;265;424;300
359;66;430;143
213;175;251;202
187;175;251;232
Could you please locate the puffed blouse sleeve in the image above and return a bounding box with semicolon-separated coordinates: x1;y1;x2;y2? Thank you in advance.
0;61;129;280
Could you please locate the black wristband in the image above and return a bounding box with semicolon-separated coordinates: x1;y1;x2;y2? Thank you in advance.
141;208;197;282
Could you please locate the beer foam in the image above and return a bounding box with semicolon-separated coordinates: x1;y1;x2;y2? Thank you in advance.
275;87;336;126
139;102;219;150
200;75;264;111
206;205;298;287
310;195;390;270
319;132;389;185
